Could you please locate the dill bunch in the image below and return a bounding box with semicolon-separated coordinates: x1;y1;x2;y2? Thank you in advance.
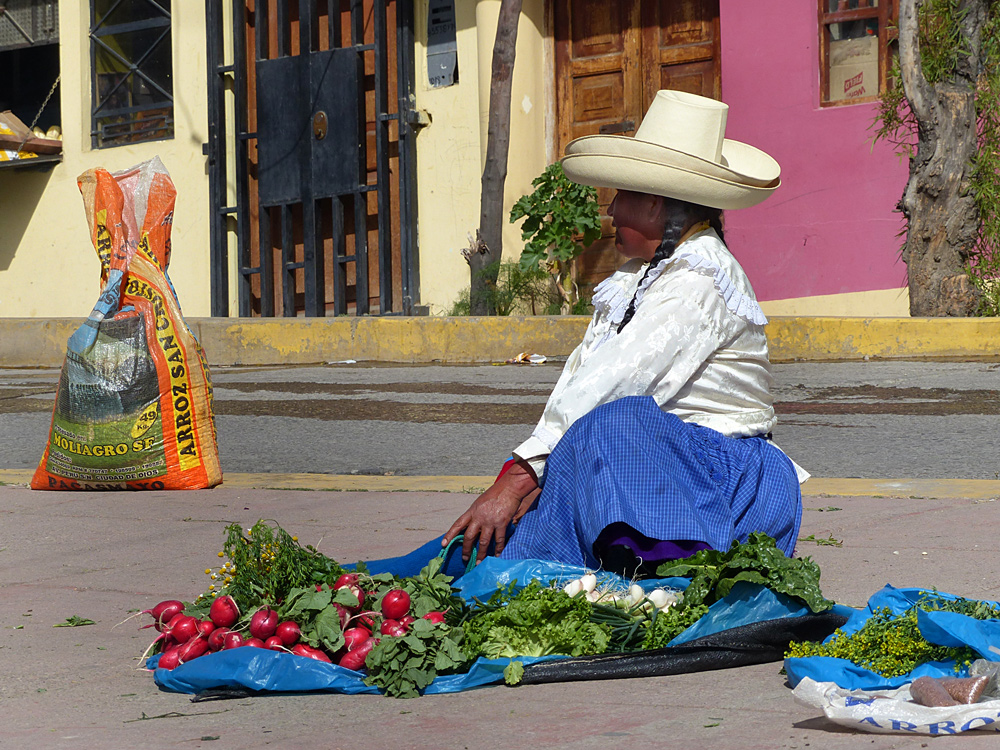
217;519;346;611
786;594;1000;677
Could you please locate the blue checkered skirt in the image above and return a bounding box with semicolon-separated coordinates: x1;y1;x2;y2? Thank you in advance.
499;396;802;568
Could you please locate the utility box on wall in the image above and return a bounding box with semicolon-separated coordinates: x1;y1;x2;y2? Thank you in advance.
427;0;457;88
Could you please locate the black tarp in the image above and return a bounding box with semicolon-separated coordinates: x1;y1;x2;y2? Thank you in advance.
520;612;848;685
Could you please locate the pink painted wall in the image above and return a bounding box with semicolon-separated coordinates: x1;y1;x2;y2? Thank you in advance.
718;0;909;302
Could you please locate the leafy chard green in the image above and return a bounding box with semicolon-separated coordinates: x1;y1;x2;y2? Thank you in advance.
504;660;525;686
463;581;611;659
656;532;833;613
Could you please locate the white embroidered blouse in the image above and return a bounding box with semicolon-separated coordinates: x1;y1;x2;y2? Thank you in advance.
513;227;798;480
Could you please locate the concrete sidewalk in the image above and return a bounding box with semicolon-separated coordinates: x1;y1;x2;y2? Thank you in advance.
4;476;1000;749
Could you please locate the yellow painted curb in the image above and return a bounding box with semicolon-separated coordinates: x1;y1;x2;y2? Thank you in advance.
2;316;1000;368
220;473;492;493
802;477;1000;500
0;470;33;485
3;470;998;499
766;317;1000;362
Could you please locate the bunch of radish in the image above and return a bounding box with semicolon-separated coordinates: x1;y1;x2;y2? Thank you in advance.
141;571;449;672
327;573;446;671
141;595;310;670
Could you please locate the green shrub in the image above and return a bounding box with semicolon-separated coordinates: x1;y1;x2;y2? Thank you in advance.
449;260;556;316
510;163;601;314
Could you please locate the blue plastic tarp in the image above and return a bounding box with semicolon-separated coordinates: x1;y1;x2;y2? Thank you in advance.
784;585;1000;691
152;547;814;696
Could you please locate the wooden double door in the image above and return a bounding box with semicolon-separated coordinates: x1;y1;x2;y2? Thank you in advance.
554;0;721;294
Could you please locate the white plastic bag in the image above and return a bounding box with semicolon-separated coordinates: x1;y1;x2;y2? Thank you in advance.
793;677;1000;735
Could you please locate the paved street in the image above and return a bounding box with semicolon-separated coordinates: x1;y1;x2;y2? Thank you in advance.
2;359;999;479
4;482;1000;749
3;357;1000;747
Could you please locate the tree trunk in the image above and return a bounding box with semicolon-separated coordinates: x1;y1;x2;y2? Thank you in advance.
898;0;984;316
470;0;523;316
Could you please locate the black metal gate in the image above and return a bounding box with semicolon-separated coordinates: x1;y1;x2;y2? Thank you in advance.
205;0;418;317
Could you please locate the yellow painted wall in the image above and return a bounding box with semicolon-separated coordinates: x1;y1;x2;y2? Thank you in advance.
759;287;910;318
0;1;211;318
413;0;548;315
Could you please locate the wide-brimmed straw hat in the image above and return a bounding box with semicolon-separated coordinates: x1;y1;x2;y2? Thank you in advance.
561;90;780;210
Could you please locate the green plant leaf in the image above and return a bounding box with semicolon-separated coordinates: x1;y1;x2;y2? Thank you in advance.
54;616;95;627
504;660;525;686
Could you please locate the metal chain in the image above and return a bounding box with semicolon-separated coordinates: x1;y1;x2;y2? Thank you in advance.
16;74;61;154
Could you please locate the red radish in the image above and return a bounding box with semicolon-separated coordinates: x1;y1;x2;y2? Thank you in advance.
177;636;209;664
333;603;350;629
274;621;301;647
423;611;446;624
242;637;266;648
292;643;333;663
337;637;377;671
160;635;179;653
222;631;243;650
209;595;240;628
208;627;229;651
343;626;370;651
381;589;411;621
197;619;216;638
334;573;359;589
157;647;182;670
356;611;377;631
399;615;415;627
141;600;184;631
161;614;199;645
380;619;407;637
265;636;284;650
337;649;368;671
249;609;279;640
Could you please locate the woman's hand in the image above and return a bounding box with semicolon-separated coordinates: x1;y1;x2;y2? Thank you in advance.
442;459;540;564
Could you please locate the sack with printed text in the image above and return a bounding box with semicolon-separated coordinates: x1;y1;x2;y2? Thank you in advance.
32;158;222;491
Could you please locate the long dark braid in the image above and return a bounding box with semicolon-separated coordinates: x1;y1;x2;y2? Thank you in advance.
616;199;724;334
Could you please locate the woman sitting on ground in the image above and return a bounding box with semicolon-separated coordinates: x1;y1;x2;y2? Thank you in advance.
443;90;807;576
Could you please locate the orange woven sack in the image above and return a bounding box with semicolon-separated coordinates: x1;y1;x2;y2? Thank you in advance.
32;158;222;490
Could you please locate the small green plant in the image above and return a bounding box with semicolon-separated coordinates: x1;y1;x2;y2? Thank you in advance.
448;260;554;316
510;162;602;314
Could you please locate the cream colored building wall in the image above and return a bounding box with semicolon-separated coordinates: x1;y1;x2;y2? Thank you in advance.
0;1;211;318
414;0;548;315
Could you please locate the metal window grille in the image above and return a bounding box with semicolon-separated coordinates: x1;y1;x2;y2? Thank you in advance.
0;0;59;51
90;0;174;148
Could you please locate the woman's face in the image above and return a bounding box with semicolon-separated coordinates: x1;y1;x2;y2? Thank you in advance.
607;190;667;262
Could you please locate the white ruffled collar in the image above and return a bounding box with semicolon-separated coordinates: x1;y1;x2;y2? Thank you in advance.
591;230;768;338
